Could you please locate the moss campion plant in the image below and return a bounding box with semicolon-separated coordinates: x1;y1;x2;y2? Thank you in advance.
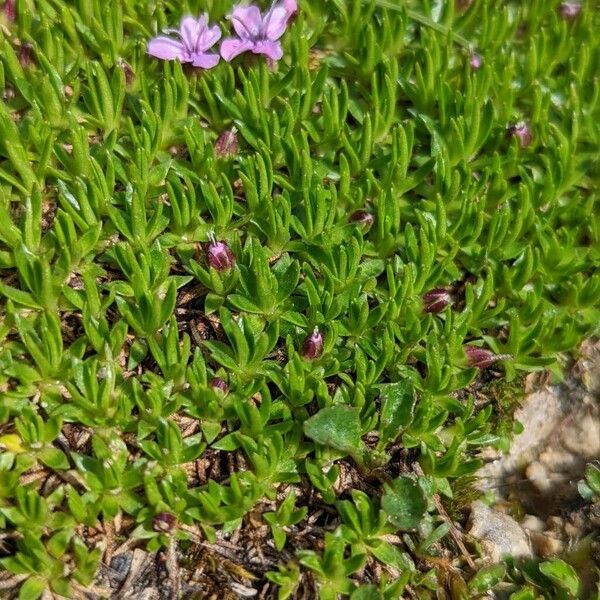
0;0;598;598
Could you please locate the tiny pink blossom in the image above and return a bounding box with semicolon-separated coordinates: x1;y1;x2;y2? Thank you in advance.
559;2;581;20
220;1;298;63
509;122;532;148
147;14;221;69
469;52;482;70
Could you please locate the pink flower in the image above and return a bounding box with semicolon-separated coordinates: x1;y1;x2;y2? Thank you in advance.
509;122;532;148
469;52;482;70
559;2;581;20
220;1;298;62
147;14;221;69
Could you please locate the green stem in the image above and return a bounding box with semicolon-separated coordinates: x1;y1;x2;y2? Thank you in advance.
373;1;472;50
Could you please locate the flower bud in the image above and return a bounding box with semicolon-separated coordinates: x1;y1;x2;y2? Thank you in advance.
301;327;324;360
422;288;452;314
152;512;177;533
19;42;33;68
469;53;482;70
559;2;581;20
509;122;532;148
118;58;135;86
464;346;500;369
456;0;474;12
2;0;16;22
210;377;229;395
207;240;236;271
349;210;374;231
215;128;239;158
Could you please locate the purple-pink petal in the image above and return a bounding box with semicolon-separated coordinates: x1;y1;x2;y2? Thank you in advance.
264;6;289;41
198;24;222;51
191;52;221;69
147;37;187;61
180;15;206;52
253;40;283;61
220;38;255;61
230;5;263;39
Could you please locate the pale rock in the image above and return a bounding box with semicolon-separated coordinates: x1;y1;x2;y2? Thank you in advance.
468;501;532;563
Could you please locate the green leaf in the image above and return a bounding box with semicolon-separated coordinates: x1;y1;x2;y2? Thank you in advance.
18;576;46;600
539;559;580;596
378;380;416;433
38;448;70;470
303;405;362;453
381;477;426;530
468;564;506;593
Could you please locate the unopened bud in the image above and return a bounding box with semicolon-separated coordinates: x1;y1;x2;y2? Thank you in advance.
422;288;452;313
349;210;374;231
207;240;236;271
509;122;532;148
215;128;239;158
559;2;581;20
152;512;177;533
210;377;229;395
18;43;33;68
118;58;135;86
2;0;16;22
464;346;501;369
301;327;324;360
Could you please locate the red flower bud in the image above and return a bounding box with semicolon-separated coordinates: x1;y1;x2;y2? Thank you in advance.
207;240;236;271
215;129;239;158
152;512;177;533
19;43;33;68
349;210;374;231
2;0;16;22
210;377;229;395
509;122;532;148
464;346;500;369
301;327;324;360
559;2;581;20
422;288;452;313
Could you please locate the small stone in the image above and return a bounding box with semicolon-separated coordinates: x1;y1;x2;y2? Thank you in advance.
468;501;532;563
528;531;564;557
521;515;546;532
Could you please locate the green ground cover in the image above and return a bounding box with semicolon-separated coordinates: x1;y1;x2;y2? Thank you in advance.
0;0;598;598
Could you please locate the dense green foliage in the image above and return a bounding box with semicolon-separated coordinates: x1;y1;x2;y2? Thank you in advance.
0;0;598;598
